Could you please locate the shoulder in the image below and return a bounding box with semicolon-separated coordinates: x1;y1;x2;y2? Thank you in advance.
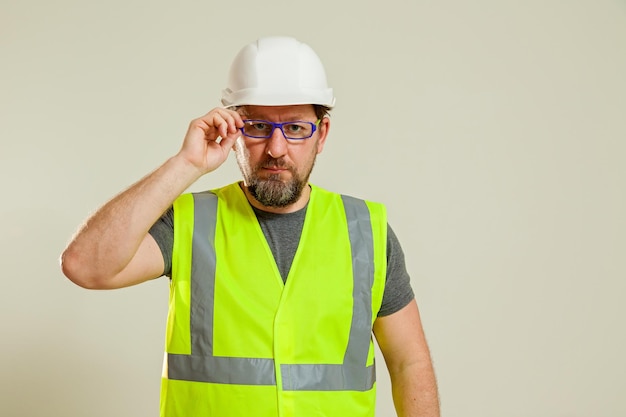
310;184;386;209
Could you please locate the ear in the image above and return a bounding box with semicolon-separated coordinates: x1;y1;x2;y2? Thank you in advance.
316;116;331;154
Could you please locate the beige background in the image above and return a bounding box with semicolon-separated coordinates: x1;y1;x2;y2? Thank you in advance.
2;0;625;416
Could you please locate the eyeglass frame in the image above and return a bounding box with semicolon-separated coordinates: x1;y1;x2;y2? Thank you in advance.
239;119;321;140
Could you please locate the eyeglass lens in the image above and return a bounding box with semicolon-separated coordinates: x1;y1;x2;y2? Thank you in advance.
242;121;315;139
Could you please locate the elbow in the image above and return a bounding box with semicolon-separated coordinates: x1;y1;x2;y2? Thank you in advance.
60;247;107;290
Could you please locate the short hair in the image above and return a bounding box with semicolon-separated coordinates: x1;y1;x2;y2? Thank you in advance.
314;105;332;120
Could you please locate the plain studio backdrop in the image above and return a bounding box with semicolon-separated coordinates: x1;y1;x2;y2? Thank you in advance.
2;1;625;416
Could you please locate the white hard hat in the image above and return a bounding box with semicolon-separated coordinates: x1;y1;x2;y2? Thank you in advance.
221;36;335;108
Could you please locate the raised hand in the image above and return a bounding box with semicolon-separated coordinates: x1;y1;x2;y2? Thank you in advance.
177;108;244;174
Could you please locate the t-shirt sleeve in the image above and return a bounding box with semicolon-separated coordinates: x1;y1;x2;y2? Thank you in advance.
148;206;174;277
377;224;415;317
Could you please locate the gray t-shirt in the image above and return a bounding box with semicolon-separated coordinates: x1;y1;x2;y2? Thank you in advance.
149;203;414;317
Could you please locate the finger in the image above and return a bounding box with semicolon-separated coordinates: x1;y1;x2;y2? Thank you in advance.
219;131;240;151
208;111;229;139
225;108;245;129
199;108;242;140
219;110;243;136
188;117;216;142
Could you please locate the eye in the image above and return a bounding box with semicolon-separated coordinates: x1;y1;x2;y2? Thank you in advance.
284;123;303;133
242;121;274;138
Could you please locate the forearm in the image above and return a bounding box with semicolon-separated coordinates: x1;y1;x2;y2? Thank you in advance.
61;154;202;286
390;359;440;417
374;301;441;417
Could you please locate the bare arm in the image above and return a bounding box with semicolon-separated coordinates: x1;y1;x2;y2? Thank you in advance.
60;109;243;289
373;299;440;417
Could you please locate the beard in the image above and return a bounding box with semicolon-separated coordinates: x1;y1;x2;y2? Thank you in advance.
235;138;317;208
247;169;307;208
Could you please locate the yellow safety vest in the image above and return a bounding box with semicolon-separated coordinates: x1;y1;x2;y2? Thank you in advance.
160;182;387;417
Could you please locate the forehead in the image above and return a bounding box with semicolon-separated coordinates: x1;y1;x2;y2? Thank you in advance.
239;104;316;120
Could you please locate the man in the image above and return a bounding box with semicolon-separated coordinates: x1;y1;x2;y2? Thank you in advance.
61;36;440;417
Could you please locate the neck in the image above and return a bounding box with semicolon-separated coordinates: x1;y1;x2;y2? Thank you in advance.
240;182;311;214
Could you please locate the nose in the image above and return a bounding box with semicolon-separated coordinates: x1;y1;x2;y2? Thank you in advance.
265;126;288;158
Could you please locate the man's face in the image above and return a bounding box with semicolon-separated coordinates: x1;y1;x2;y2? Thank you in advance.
234;104;329;209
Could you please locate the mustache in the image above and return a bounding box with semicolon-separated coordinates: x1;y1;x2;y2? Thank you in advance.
259;157;291;170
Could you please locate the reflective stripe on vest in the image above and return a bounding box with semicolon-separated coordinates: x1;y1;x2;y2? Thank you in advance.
167;191;376;391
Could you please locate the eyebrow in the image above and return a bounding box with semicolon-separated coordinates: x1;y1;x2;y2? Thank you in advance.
244;115;309;121
237;106;312;121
